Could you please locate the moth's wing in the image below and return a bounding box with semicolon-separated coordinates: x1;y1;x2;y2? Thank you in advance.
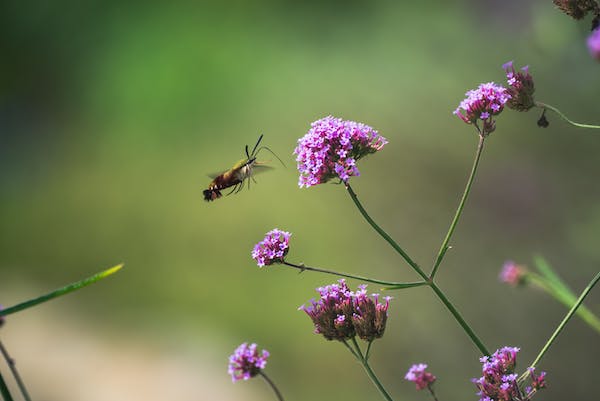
207;159;247;179
252;164;274;176
207;169;229;179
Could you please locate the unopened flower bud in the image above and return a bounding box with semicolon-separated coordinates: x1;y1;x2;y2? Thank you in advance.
503;61;535;112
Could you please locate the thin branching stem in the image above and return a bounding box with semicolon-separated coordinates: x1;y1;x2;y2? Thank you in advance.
529;271;600;370
427;384;440;401
536;102;600;129
350;337;394;401
258;371;285;401
282;261;427;289
431;134;485;279
0;372;13;401
345;183;428;280
0;342;31;401
429;283;489;355
345;183;490;355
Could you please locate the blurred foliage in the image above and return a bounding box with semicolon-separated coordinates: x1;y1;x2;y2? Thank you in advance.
1;1;599;400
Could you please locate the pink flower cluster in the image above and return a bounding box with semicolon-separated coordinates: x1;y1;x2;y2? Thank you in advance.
454;83;511;136
228;343;270;382
251;229;291;267
405;363;437;390
499;260;527;286
299;280;391;342
474;347;546;401
294;116;388;188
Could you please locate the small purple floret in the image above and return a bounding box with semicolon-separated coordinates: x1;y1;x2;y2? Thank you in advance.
252;229;291;267
294;116;388;188
228;343;270;382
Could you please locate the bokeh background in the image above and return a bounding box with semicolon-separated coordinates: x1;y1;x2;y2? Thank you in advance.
1;0;599;400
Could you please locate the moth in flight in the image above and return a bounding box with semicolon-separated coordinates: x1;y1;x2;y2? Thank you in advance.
203;135;283;202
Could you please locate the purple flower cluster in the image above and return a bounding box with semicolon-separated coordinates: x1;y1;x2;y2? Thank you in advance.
228;343;270;382
474;347;546;401
503;61;535;111
299;280;391;342
499;261;527;287
405;363;437;390
0;305;4;328
252;229;291;267
588;28;600;60
454;83;511;136
294;116;388;188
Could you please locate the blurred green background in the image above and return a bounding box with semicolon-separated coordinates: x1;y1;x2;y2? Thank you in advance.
1;0;599;400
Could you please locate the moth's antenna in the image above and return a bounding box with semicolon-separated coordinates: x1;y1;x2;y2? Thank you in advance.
249;134;264;158
256;146;286;168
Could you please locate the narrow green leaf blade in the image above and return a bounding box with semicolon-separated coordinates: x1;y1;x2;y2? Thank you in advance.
0;264;123;317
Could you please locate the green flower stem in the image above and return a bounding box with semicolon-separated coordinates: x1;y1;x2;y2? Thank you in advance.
0;264;123;317
258;371;285;401
0;372;13;401
0;342;31;401
350;337;395;401
341;339;360;360
427;385;440;401
535;102;600;129
428;282;489;356
282;261;427;289
527;273;600;334
529;271;600;370
431;134;485;279
345;183;489;356
365;340;373;361
345;183;428;280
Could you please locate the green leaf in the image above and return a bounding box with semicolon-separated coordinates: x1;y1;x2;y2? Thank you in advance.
533;255;574;299
530;257;600;334
0;264;123;317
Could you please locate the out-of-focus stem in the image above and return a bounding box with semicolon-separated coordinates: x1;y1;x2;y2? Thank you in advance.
0;342;31;401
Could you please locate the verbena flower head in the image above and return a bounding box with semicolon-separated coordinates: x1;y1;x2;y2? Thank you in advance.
405;363;437;390
454;83;511;136
252;229;291;267
228;342;270;382
294;116;388;188
527;367;547;392
553;0;600;20
499;260;527;287
474;346;547;401
503;61;535;112
352;285;391;341
299;280;391;342
588;28;600;60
